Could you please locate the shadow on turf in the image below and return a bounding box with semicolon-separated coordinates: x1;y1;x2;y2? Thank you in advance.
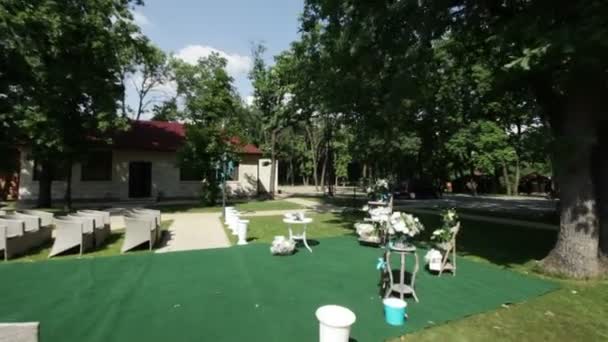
321;199;559;271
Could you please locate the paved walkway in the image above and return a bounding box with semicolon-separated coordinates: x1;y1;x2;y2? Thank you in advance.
240;198;341;218
108;212;231;253
155;213;230;253
282;197;320;208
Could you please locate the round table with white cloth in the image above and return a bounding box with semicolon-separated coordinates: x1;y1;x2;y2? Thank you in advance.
282;217;314;252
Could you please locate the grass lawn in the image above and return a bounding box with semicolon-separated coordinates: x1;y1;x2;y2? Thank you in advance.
222;210;360;245
242;211;359;243
2;220;173;263
152;199;305;213
236;210;607;341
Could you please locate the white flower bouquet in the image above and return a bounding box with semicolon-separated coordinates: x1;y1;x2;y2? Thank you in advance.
369;206;391;218
270;236;296;255
388;212;424;247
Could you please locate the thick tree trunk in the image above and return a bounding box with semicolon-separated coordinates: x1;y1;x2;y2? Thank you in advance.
542;87;604;278
63;159;73;211
596;119;608;263
289;158;295;186
269;129;278;198
37;160;52;208
312;159;319;190
468;167;478;196
502;163;512;196
305;126;319;190
136;98;144;121
513;157;521;196
320;148;327;193
326;130;334;197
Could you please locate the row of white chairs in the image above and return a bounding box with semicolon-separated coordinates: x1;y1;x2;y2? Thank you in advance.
0;210;53;261
224;207;249;245
0;208;162;260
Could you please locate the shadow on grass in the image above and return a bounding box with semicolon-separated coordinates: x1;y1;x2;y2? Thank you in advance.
329;207;557;271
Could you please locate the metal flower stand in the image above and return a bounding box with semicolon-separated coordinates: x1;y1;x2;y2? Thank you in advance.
384;244;419;302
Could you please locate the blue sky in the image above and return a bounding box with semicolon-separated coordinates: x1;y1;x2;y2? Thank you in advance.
129;0;304;114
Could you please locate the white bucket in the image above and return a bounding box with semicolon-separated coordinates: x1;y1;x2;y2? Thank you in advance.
315;305;356;342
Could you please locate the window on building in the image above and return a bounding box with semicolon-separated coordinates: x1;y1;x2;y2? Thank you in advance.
33;160;69;181
180;166;202;181
81;151;112;181
227;162;239;181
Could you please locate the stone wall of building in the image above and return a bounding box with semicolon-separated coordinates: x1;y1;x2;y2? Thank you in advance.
18;149;265;202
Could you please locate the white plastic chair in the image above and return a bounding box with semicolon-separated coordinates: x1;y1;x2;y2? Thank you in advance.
121;216;157;253
129;208;162;240
74;211;110;247
49;217;94;258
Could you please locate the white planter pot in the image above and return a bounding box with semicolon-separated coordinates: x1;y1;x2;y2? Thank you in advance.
315;305;356;342
237;219;249;245
227;214;240;235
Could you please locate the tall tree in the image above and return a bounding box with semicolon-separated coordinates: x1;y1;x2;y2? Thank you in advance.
0;0;146;208
171;53;240;205
249;44;295;197
300;0;608;277
131;44;169;120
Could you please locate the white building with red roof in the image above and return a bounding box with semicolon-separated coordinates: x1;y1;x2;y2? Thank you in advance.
17;121;277;202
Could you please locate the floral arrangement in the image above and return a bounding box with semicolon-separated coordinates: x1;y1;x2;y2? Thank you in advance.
431;208;460;250
366;178;390;201
270;236;296;255
355;222;381;243
368;206;391;223
388;212;424;246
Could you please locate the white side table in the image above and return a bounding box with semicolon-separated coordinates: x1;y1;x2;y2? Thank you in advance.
282;217;313;252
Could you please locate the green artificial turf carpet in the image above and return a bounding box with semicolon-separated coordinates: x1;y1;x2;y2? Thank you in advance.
0;237;558;342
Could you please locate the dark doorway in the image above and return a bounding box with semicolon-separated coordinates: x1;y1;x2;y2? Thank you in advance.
129;162;152;198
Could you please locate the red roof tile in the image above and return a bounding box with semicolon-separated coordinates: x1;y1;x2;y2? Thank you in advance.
112;120;262;155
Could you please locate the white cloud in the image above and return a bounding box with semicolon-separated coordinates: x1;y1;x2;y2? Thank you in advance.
131;10;150;27
128;72;177;100
245;95;255;106
176;45;252;77
152;80;178;99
